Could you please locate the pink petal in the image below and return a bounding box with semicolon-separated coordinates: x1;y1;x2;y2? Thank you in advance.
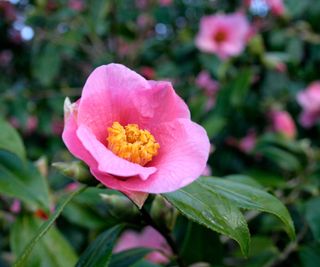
62;103;97;167
77;64;190;143
92;119;210;193
77;125;157;180
77;64;151;142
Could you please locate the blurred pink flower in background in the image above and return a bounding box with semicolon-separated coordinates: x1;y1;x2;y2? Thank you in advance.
140;66;155;80
63;64;210;207
114;226;172;264
196;71;220;96
10;199;21;214
0;50;13;67
239;130;257;153
64;182;80;192
196;71;220;109
195;13;251;60
267;0;285;16
51;119;64;136
68;0;85;12
244;0;285;16
159;0;172;6
25;116;38;134
135;0;148;9
0;1;17;22
226;130;256;154
9;116;38;134
270;110;296;139
297;81;320;128
275;62;287;73
9;117;20;129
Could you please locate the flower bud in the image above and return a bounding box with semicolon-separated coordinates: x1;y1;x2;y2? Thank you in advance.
100;193;140;221
248;35;265;56
52;161;96;185
150;195;177;231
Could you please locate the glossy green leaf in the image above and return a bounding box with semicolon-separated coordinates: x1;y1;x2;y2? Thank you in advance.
10;214;77;267
181;222;223;265
109;248;152;267
255;146;301;172
299;244;320;267
163;180;250;256
203;177;295;240
0;150;50;212
0;118;26;160
305;197;320;241
13;185;87;267
75;224;124;267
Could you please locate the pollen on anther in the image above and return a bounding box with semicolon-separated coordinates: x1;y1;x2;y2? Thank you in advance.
107;122;160;166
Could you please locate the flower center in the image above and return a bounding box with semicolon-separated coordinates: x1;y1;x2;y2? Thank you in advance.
107;122;160;166
213;30;227;43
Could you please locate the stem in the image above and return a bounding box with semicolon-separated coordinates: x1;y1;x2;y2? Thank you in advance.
13;185;88;267
140;206;186;267
263;222;308;267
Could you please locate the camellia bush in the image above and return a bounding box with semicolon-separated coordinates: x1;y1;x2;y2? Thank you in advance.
1;0;320;266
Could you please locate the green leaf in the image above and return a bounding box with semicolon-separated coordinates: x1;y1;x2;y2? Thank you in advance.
254;146;301;172
75;224;124;267
203;177;295;240
299;244;320;267
32;43;61;86
0;150;50;212
181;222;223;265
229;69;252;107
109;248;152;267
163;180;250;256
10;214;77;267
305;197;320;241
62;198;109;230
0;117;26;160
13;185;87;267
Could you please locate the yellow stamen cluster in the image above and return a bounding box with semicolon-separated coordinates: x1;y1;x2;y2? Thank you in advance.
107;122;160;166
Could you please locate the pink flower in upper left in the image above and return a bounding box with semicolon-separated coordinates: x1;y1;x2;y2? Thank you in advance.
62;64;210;207
196;13;251;60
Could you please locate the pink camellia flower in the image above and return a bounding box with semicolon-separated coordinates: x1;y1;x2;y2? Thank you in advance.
270;110;296;139
195;13;251;60
297;81;320;128
114;226;172;264
62;64;210;207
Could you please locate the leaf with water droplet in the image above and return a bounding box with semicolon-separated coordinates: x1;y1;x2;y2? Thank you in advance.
201;177;295;240
163;180;250;256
